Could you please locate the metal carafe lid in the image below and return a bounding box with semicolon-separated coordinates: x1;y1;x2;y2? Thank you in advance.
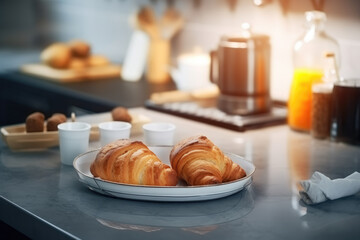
219;23;270;48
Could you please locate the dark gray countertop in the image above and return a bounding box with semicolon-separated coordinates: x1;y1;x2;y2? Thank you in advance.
1;108;360;240
0;70;176;109
0;60;176;126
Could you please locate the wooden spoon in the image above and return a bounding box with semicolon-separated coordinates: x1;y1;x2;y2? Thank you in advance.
137;6;159;40
159;7;184;40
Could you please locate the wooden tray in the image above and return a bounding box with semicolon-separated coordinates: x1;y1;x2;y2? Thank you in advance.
1;112;150;151
20;63;121;82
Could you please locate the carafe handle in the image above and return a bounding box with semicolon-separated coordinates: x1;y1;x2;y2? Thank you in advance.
210;50;218;84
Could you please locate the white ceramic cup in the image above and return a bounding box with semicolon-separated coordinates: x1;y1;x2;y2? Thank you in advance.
99;121;132;146
170;51;211;91
143;122;176;146
58;122;91;166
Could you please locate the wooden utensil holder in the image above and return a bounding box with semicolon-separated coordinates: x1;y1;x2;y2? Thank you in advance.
146;39;171;84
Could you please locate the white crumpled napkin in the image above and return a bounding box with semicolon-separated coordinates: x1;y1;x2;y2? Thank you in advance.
299;171;360;205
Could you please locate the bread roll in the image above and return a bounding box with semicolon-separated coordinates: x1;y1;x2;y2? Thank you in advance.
68;40;91;58
170;135;246;186
90;139;178;186
68;57;87;69
86;55;109;67
26;112;45;133
40;43;72;69
111;107;132;122
46;113;67;131
51;113;67;122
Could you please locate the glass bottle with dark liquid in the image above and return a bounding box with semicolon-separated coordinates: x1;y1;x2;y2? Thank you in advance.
330;79;360;145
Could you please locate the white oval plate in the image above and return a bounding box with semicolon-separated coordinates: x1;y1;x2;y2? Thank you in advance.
73;146;255;202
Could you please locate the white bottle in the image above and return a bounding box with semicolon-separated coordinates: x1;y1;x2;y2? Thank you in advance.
121;30;150;81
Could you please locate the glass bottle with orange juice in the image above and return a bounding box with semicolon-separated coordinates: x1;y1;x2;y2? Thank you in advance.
288;11;340;132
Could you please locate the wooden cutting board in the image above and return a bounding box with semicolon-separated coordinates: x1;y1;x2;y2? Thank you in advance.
20;63;122;82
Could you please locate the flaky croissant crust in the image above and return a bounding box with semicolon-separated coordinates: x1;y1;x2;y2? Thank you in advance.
90;139;178;186
170;135;246;186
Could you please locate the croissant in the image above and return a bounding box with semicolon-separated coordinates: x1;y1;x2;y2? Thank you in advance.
90;139;178;186
170;135;246;186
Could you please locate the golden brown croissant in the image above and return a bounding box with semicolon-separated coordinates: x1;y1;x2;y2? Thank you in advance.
170;135;246;186
90;139;178;186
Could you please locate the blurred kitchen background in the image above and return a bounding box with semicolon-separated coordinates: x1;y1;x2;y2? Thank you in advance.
1;0;360;101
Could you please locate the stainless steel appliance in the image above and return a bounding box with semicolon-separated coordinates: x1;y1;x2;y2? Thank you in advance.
210;24;271;115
